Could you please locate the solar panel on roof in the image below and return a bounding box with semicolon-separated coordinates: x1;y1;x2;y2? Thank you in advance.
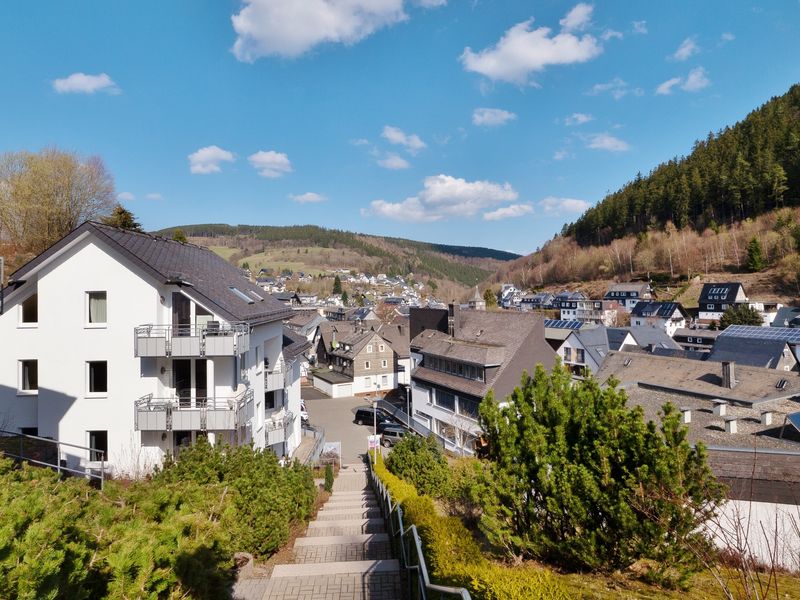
787;412;800;434
720;324;800;344
544;319;584;330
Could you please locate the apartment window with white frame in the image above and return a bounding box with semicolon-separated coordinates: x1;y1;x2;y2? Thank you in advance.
88;430;108;462
364;360;371;370
87;361;108;395
367;344;374;353
19;360;38;394
381;359;387;368
379;344;385;352
381;375;388;386
86;291;107;326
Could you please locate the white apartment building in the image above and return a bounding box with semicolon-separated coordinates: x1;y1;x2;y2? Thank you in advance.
0;222;308;477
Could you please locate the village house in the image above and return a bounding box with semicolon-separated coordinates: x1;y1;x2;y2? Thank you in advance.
630;301;689;337
0;222;307;477
698;282;749;323
672;327;721;353
603;282;653;312
409;305;556;455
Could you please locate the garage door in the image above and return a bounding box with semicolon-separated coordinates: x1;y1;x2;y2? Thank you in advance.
337;383;353;397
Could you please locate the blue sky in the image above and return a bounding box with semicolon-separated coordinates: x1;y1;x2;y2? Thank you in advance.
1;1;798;255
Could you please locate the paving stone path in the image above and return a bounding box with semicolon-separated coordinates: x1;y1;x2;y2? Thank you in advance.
236;463;402;600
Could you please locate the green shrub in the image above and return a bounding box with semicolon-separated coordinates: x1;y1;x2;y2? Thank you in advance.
324;464;334;492
372;455;569;600
385;434;451;498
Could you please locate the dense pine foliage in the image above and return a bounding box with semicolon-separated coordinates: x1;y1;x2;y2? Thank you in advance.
566;84;800;246
0;441;315;600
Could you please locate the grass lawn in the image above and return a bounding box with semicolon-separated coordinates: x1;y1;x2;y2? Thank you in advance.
207;245;240;261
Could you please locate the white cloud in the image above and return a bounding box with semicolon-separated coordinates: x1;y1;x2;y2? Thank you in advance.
559;3;593;32
721;32;735;42
117;191;135;202
290;192;327;203
472;107;517;127
460;15;602;85
378;154;411;169
363;174;517;222
539;196;591;214
144;193;163;200
350;138;369;146
632;20;647;34
601;29;623;41
188;145;235;174
231;0;410;61
52;72;119;94
414;0;446;6
681;66;710;91
564;112;593;126
656;77;682;95
586;133;630;152
248;150;292;178
553;149;570;160
586;77;643;99
483;204;533;221
381;125;426;154
671;37;699;61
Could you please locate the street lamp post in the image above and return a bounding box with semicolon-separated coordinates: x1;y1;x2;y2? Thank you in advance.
405;385;410;428
371;398;378;464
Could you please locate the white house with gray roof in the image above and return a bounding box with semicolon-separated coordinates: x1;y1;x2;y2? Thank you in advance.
0;222;308;477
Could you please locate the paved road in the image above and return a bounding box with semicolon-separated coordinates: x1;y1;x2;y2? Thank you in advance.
302;387;380;464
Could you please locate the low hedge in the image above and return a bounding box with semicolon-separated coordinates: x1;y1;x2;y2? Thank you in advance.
374;456;570;600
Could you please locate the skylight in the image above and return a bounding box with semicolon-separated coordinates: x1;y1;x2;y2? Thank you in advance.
248;290;264;301
229;286;255;304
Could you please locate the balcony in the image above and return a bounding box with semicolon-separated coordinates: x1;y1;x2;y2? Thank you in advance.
134;388;254;432
265;410;295;446
134;323;250;358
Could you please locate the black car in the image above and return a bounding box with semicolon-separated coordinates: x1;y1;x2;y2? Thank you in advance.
354;406;392;427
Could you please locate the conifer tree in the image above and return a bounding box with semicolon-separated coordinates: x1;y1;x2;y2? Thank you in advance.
746;236;765;271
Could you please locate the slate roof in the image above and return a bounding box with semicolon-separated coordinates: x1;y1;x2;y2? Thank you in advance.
411;310;556;401
282;328;311;359
699;282;746;303
623;326;682;350
375;318;411;358
707;336;793;369
772;306;800;328
604;282;651;295
7;222;292;325
570;326;631;367
631;301;687;319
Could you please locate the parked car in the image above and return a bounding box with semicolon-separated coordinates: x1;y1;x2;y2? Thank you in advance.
381;426;408;447
300;400;309;424
354;406;392;427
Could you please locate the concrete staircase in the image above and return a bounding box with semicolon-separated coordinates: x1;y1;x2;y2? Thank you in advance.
262;463;402;599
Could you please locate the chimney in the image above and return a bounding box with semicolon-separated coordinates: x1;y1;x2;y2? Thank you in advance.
722;361;736;389
448;303;461;337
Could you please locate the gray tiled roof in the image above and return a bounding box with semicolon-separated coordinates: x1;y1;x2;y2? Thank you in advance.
9;222;293;325
631;301;687;319
707;336;792;369
623;326;682;350
282;327;311;359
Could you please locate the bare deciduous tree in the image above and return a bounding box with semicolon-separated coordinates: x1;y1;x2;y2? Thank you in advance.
0;148;115;256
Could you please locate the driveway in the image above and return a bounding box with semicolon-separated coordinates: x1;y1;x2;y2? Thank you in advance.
301;387;383;464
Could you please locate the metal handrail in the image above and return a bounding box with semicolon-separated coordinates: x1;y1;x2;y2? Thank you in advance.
266;410;295;431
0;429;106;489
135;391;249;411
134;323;249;337
367;459;472;600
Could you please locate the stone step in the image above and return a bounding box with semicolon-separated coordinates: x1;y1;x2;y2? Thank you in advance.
294;533;389;547
322;499;379;509
271;559;399;578
305;519;386;536
315;508;382;521
292;540;393;563
263;571;402;600
329;490;374;498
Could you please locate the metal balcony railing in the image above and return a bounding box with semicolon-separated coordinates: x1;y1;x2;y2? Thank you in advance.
134;388;254;431
134;322;250;357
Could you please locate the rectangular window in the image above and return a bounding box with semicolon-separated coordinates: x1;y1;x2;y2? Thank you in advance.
381;375;388;385
381;359;387;368
563;347;572;362
21;294;38;324
436;419;456;443
367;344;374;353
364;376;371;387
707;304;714;310
88;430;108;462
20;360;38;392
365;360;371;370
457;397;480;419
240;351;248;378
435;390;456;412
379;344;385;352
575;349;585;364
87;291;107;325
687;337;693;343
88;361;108;394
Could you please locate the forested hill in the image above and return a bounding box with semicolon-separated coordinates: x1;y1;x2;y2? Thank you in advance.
565;84;800;246
155;223;519;288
